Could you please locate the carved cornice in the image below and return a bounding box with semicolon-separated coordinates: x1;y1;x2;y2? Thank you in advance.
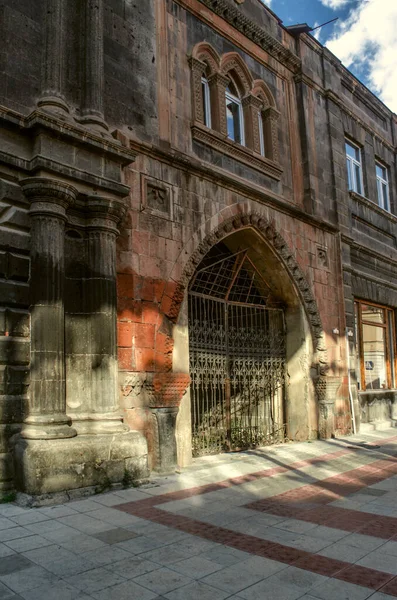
195;0;301;73
325;91;395;152
123;132;338;234
349;191;397;225
342;235;397;268
0;106;137;166
192;122;283;180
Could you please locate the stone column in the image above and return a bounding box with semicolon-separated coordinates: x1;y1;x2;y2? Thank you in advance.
80;0;108;131
70;195;126;434
21;178;77;439
38;0;69;115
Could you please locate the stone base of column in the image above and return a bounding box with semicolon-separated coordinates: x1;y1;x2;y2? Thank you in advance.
151;407;179;474
69;412;128;436
77;112;109;134
12;430;148;498
20;414;77;440
37;95;71;117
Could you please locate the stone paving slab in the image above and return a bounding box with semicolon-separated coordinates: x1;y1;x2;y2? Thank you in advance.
1;429;397;598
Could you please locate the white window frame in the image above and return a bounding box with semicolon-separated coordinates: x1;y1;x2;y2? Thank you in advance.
345;140;364;195
201;76;211;129
258;111;265;156
225;89;245;146
376;161;390;211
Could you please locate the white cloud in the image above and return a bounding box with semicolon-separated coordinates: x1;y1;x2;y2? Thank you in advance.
312;22;322;41
321;0;351;8
325;0;397;112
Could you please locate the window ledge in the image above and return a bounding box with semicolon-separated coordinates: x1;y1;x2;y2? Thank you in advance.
349;191;396;222
192;122;283;181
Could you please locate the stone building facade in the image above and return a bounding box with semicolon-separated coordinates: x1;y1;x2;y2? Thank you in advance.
0;0;396;499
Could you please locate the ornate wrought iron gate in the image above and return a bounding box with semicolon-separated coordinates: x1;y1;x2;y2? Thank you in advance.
188;247;286;456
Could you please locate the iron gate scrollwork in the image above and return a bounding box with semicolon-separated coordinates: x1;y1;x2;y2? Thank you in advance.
188;246;286;456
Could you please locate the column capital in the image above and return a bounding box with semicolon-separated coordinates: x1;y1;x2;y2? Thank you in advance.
263;106;281;121
242;93;263;110
20;177;77;216
86;194;128;231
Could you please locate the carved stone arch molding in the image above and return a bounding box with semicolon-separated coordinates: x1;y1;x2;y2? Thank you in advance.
191;42;221;74
252;79;276;109
167;211;331;435
220;52;253;96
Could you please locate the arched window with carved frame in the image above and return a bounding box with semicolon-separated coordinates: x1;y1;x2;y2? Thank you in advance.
251;80;280;162
190;43;220;129
189;45;283;180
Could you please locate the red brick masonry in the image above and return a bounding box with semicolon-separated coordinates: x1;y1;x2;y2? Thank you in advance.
116;438;397;596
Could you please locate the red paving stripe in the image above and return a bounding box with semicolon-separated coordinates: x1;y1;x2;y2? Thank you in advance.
246;453;397;539
115;436;397;595
118;501;397;595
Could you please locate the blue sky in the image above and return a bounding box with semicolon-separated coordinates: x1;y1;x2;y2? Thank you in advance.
264;0;397;113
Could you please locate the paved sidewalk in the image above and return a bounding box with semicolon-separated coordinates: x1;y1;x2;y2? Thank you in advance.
1;429;397;599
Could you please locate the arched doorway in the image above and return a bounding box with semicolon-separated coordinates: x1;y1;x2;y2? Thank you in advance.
188;240;286;456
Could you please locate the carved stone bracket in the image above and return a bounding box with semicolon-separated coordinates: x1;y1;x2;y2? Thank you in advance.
145;372;191;408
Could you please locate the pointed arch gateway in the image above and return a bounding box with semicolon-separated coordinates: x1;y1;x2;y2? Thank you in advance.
188;239;287;455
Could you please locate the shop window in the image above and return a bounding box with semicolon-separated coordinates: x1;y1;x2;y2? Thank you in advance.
376;162;390;211
346;140;364;195
354;300;396;391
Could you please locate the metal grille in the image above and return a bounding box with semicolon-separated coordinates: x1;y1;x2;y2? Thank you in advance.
188;249;286;456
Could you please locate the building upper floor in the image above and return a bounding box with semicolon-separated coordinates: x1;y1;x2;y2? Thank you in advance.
0;0;396;245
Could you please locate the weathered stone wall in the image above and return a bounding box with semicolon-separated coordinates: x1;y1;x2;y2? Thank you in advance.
1;0;396;491
0;181;30;492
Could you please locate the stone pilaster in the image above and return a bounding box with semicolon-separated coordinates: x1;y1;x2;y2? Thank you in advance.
208;73;229;136
20;178;77;439
80;0;108;131
189;57;207;125
38;0;69;115
242;94;263;153
69;195;126;434
263;106;280;162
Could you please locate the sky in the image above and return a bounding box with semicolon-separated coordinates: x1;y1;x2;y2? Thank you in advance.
261;0;397;113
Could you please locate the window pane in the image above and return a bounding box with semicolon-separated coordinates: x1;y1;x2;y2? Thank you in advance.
376;164;386;179
258;112;265;156
226;99;241;144
362;324;387;390
354;163;362;194
346;158;352;190
346;142;357;159
201;78;211;128
361;304;385;324
382;183;389;211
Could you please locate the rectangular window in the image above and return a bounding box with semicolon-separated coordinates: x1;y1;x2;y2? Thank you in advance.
354;300;396;391
226;92;244;145
201;77;211;128
376;162;390;211
346;140;363;195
